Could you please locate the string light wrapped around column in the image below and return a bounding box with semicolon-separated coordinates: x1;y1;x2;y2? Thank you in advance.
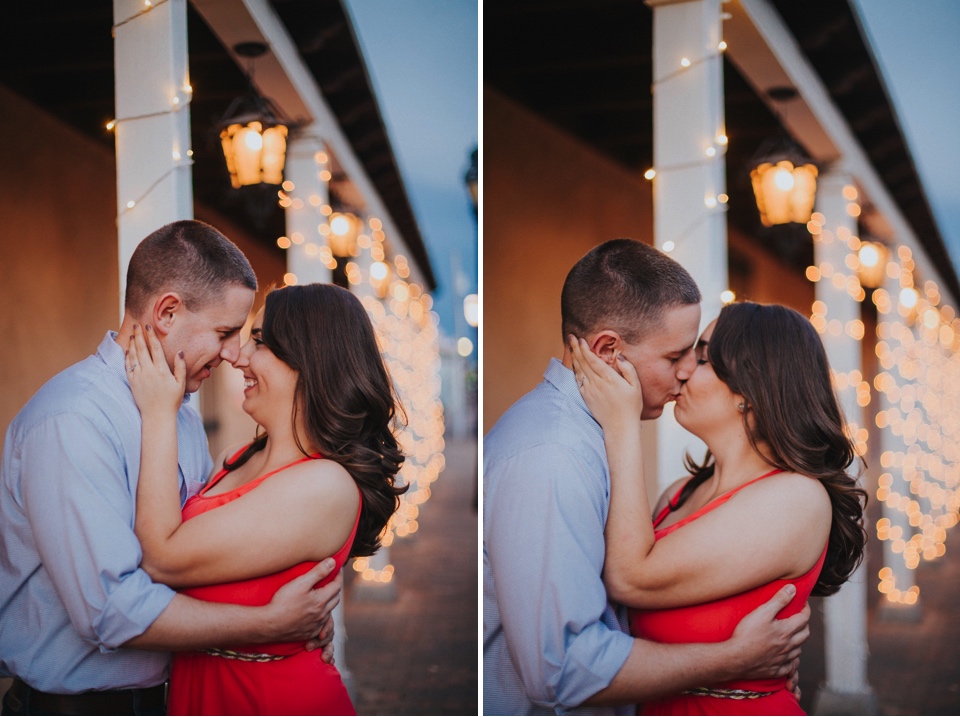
342;224;446;585
807;227;960;605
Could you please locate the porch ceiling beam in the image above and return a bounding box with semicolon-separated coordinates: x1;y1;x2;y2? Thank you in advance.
188;0;428;289
724;0;953;303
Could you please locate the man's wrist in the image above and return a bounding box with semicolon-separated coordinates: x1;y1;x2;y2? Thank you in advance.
714;635;749;682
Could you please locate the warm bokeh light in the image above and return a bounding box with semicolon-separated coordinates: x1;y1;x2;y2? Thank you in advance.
464;294;479;327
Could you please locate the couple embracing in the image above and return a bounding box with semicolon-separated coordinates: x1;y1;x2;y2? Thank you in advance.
484;238;867;715
1;220;406;715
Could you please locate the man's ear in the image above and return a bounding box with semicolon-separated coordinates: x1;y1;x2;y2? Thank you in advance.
151;293;183;337
588;330;623;365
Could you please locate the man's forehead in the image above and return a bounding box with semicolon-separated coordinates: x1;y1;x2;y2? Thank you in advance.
199;286;255;326
628;303;700;352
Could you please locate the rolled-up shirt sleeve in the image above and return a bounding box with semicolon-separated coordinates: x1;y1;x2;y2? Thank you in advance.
19;414;174;651
486;442;633;712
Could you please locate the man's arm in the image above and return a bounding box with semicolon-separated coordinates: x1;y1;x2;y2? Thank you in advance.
485;443;634;711
124;561;341;651
584;585;809;706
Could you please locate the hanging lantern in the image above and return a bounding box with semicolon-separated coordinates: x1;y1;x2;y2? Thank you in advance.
218;42;289;188
220;120;288;188
327;212;361;256
748;115;818;226
856;240;890;289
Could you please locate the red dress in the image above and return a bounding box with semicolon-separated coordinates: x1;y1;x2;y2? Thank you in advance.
167;448;359;716
630;470;827;716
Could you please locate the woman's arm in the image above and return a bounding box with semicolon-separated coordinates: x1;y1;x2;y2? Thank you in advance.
127;324;359;589
569;338;657;604
570;337;830;610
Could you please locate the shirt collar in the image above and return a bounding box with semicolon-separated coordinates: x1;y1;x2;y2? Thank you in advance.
543;357;595;423
96;331;192;405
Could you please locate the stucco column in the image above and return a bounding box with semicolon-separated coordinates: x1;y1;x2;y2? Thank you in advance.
646;0;728;492
113;0;194;320
811;172;876;715
284;132;333;285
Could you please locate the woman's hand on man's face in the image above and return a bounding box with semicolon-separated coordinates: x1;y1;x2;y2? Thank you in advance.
568;335;644;431
126;323;186;417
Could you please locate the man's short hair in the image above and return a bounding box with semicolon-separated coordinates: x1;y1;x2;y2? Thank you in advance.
561;238;701;343
124;220;258;315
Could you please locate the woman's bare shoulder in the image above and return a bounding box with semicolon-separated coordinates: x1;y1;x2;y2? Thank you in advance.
729;470;832;527
273;458;360;510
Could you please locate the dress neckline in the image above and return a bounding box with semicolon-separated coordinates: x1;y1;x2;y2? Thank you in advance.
199;445;321;500
654;468;783;535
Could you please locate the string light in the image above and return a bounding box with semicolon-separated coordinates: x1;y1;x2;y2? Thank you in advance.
112;0;169;33
107;0;194;223
807;226;960;604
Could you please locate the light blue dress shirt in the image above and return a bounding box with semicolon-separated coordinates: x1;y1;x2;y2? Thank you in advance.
483;359;634;715
0;331;213;693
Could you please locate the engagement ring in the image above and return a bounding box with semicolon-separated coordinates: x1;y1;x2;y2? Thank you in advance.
577;374;586;388
127;362;140;372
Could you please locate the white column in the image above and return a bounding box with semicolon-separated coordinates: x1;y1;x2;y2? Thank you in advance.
284;132;333;285
811;172;876;715
647;0;728;492
113;0;193;320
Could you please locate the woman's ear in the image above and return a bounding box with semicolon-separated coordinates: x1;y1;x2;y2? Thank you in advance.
151;293;183;337
589;331;623;366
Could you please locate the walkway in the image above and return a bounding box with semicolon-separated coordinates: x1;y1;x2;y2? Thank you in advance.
799;518;960;714
342;434;479;715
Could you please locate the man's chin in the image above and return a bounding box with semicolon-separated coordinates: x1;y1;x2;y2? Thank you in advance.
640;406;664;421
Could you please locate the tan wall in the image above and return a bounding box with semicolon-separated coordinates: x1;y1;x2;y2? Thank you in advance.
0;85;285;457
483;87;654;435
0;86;120;441
727;228;814;314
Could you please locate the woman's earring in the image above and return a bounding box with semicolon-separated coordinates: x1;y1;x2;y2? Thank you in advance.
738;402;745;413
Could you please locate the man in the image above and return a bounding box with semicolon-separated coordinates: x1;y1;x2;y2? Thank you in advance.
0;220;340;714
483;239;809;714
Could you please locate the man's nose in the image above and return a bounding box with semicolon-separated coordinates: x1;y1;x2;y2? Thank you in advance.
220;334;242;365
676;351;697;381
232;338;253;368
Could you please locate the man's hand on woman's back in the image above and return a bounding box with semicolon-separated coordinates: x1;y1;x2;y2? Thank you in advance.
730;584;810;681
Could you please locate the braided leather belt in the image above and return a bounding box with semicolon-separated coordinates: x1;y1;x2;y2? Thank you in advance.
681;686;776;700
201;647;290;662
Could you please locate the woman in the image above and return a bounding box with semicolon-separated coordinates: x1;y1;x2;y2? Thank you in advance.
570;301;866;715
126;283;406;715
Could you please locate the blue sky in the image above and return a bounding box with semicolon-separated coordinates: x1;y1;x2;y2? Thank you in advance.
342;0;479;351
853;0;960;268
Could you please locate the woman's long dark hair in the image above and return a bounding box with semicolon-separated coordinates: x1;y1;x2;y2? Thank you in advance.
675;302;866;596
226;283;407;558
